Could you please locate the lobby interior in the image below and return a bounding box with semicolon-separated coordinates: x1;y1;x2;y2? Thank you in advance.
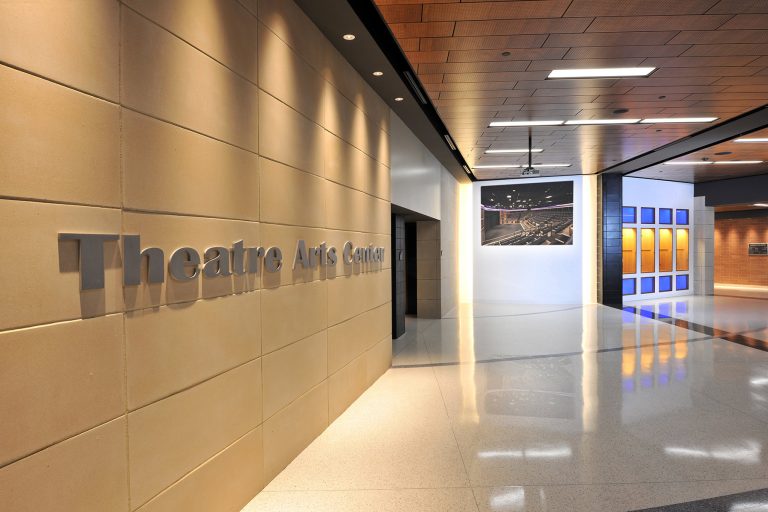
2;1;768;511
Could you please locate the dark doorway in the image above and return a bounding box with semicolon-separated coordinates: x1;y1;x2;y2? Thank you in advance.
405;222;417;315
391;214;406;339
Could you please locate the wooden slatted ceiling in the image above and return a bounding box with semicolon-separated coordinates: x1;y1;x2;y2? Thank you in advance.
373;0;768;182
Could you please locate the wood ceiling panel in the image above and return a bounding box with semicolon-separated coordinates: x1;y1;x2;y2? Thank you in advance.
433;97;508;107
448;47;568;62
527;58;646;70
388;21;454;38
514;79;621;89
405;50;449;63
687;92;768;101
652;66;764;77
455;18;593;36
544;32;679;47
714;76;768;85
642;55;760;67
397;37;421;51
377;4;423;23
586;15;732;32
682;43;768;56
724;83;768;91
420;34;548;51
564;45;691;60
422;1;572;22
564;0;718;16
595;93;691;102
628;85;727;94
418;60;530;73
533;87;633;96
441;71;550;82
668;30;768;45
719;13;768;29
439;89;534;99
707;0;768;14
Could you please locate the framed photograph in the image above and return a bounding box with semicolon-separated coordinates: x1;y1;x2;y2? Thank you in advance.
481;181;574;246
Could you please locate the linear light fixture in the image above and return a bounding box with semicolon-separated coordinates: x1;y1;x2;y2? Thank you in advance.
735;138;768;143
489;120;564;127
714;160;763;164
485;148;543;153
565;119;640;125
641;117;718;123
754;203;768;207
473;164;521;169
548;67;655;79
444;134;457;151
663;161;714;165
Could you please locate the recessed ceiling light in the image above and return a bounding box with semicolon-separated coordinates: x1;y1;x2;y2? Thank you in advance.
394;97;404;102
735;138;768;143
663;161;714;165
473;165;522;169
489;120;564;127
714;160;763;164
485;148;543;153
532;164;572;168
715;151;732;155
342;34;356;41
641;117;718;123
754;203;768;207
372;71;383;76
565;119;640;125
548;67;655;79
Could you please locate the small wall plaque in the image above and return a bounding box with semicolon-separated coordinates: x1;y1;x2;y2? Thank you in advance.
748;243;768;255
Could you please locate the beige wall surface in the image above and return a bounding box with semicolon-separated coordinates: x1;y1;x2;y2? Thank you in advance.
0;1;392;510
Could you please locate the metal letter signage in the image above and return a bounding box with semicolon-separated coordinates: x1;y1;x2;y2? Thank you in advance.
59;234;385;290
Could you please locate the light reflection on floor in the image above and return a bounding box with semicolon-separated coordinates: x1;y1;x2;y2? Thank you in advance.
243;298;768;512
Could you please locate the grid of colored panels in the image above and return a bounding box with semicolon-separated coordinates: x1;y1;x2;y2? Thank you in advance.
621;206;692;297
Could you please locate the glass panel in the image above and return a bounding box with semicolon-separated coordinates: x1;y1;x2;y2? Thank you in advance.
623;278;636;295
659;228;673;272
622;206;637;223
676;209;689;225
641;228;655;273
641;207;655;224
676;274;689;291
659;276;672;292
659;208;673;224
622;228;637;274
641;277;655;294
676;228;689;271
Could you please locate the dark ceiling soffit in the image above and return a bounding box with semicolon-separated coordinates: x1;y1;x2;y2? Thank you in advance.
391;204;439;222
695;173;768;206
601;104;768;177
294;0;473;183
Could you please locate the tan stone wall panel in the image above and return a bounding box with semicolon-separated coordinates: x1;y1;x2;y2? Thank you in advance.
126;292;261;410
259;223;327;287
0;315;125;467
328;353;367;422
122;110;260;220
0;418;129;512
255;0;327;72
262;330;327;419
325;180;391;234
327;271;392;326
0;0;119;100
258;23;326;124
262;381;328;482
0;66;121;207
328;302;391;374
259;158;326;228
260;280;327;354
258;91;324;176
136;427;264;512
366;335;393;386
121;8;259;152
0;200;124;331
128;360;262;507
324;130;391;201
124;0;259;84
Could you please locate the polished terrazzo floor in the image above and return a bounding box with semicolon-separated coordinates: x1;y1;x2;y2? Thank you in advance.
243;298;768;511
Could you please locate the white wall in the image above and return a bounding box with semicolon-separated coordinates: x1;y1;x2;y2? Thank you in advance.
472;176;595;304
389;112;441;219
622;178;695;300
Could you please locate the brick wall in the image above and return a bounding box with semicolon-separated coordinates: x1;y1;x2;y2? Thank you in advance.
714;216;768;286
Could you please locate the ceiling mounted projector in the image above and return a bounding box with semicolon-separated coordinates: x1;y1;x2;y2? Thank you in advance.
521;167;540;176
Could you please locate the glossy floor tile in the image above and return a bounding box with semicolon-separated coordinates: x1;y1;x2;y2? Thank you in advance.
243;300;768;511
